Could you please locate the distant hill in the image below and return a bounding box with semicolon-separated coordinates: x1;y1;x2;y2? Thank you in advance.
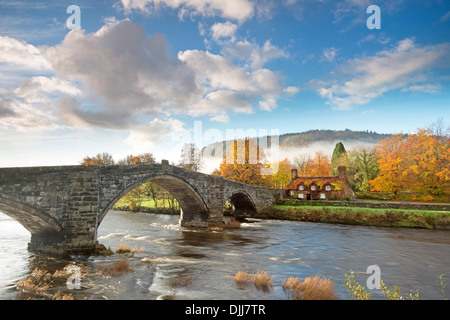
200;129;394;173
276;129;391;149
203;129;391;154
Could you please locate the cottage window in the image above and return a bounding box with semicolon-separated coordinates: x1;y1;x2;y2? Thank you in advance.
298;193;304;199
311;185;316;191
320;193;326;199
290;191;295;196
299;185;304;191
325;185;331;191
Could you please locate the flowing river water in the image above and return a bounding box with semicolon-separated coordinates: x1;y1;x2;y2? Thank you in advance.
0;210;449;300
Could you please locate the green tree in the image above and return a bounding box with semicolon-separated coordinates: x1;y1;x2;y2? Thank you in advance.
345;147;379;192
331;142;348;175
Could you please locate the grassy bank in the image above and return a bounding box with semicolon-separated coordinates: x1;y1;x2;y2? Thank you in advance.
356;191;450;203
257;204;450;229
113;197;180;214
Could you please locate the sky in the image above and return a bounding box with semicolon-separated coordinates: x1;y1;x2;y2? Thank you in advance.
0;0;449;170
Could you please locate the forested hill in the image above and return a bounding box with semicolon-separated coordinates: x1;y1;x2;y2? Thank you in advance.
277;129;392;149
203;129;393;155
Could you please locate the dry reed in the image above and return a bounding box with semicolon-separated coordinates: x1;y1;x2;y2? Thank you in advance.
52;291;75;300
170;276;192;287
253;270;274;288
100;259;133;276
233;270;273;289
16;278;52;294
115;243;132;254
282;275;337;300
234;271;254;284
224;220;241;229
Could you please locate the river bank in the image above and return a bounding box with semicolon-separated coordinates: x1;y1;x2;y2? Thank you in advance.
257;202;450;230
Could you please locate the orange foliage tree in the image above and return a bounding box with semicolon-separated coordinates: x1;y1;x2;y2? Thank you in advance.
370;129;450;198
215;138;272;187
309;152;332;176
369;134;407;194
81;152;115;165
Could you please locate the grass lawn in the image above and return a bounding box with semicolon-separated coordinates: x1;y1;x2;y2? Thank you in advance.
114;197;174;208
257;204;450;229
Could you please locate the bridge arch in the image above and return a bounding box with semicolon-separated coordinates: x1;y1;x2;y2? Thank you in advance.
98;174;209;227
225;190;257;219
0;196;64;244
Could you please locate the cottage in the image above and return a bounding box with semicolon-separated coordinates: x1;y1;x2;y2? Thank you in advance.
286;166;355;200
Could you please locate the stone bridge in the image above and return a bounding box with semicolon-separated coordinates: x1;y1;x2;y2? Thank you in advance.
0;160;283;255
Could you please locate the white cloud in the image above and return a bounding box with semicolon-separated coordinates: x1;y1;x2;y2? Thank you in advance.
209;113;230;123
312;38;450;110
401;84;442;94
210;21;238;41
221;39;288;69
0;36;51;71
179;48;293;115
441;11;450;22
322;47;338;63
118;0;255;22
284;86;300;95
125;118;188;150
14;76;81;104
0;99;60;131
45;20;199;129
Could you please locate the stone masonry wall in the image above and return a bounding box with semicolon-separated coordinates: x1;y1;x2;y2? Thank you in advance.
0;166;99;254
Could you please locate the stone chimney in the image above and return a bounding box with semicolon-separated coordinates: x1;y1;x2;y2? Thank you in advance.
337;166;346;178
291;168;298;179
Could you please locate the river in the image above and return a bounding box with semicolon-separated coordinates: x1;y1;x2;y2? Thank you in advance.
0;210;449;300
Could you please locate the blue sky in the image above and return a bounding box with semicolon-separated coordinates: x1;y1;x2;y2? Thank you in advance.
0;0;449;169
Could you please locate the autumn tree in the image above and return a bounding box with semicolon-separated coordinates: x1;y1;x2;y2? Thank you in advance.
293;152;331;176
118;153;156;165
309;152;332;176
369;134;407;194
293;154;314;176
269;158;292;188
178;143;203;172
81;152;115;165
216;138;272;187
402;129;449;196
370;127;449;198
